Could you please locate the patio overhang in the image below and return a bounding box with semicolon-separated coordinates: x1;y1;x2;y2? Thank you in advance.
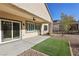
0;4;50;23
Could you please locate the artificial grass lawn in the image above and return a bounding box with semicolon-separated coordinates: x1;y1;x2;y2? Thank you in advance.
32;38;71;56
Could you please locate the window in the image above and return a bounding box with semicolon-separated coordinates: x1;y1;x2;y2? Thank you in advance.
35;24;41;30
26;22;41;32
26;22;35;32
44;25;47;31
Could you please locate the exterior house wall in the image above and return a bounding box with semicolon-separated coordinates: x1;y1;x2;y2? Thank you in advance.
22;32;38;39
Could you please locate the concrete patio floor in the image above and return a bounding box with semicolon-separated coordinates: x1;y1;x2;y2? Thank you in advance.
0;35;50;56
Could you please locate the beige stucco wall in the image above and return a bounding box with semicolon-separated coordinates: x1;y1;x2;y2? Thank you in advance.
13;3;52;23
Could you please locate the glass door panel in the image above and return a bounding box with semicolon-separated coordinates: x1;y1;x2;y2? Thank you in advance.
13;22;20;39
1;21;12;42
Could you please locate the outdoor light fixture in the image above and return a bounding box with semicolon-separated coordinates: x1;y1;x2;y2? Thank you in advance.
23;23;25;26
33;17;36;21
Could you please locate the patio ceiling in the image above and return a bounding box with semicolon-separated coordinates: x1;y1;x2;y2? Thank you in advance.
0;4;49;23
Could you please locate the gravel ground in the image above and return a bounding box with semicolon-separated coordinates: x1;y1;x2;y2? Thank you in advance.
18;49;48;56
72;48;79;56
71;45;79;56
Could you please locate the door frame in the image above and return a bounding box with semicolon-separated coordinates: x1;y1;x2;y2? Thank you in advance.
0;19;21;44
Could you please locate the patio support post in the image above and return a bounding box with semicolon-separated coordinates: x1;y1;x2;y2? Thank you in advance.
40;24;43;35
0;19;1;43
49;22;53;35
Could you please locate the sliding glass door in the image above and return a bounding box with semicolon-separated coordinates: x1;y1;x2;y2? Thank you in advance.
1;20;21;42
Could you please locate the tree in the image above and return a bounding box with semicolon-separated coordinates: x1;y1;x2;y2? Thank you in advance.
60;13;75;34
